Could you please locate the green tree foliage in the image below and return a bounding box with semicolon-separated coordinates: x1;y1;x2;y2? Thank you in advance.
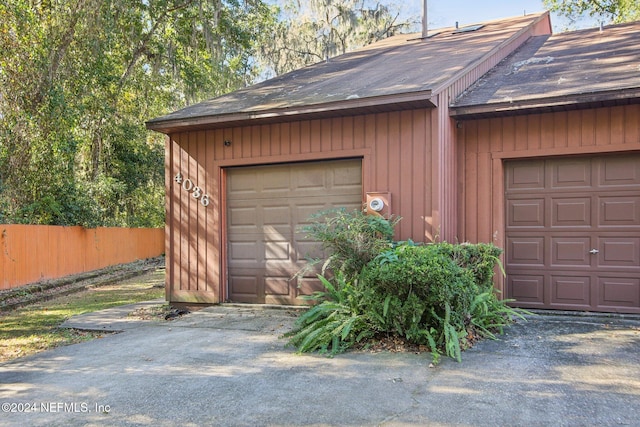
0;0;277;226
544;0;640;24
259;0;414;77
1;0;409;227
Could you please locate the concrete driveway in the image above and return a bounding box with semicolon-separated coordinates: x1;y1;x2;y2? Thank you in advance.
1;304;639;427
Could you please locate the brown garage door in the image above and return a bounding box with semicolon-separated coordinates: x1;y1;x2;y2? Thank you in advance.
505;154;640;314
226;159;362;304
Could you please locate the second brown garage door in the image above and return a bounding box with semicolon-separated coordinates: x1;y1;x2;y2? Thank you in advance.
505;154;640;314
226;159;362;305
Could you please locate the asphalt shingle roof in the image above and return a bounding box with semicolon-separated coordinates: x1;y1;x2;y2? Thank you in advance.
452;20;640;116
147;13;548;132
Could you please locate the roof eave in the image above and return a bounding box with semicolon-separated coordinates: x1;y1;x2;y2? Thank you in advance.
147;90;436;134
450;87;640;119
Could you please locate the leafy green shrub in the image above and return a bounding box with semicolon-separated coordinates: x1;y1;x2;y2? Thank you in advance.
288;210;527;363
285;274;373;355
444;243;523;339
360;243;476;361
448;243;504;290
358;289;442;362
299;208;399;279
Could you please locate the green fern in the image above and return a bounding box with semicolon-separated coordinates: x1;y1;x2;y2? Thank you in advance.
285;274;371;356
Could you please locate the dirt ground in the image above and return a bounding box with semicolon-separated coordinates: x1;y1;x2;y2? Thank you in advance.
0;257;165;312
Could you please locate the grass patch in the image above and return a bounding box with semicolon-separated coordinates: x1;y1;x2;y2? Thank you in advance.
0;269;165;363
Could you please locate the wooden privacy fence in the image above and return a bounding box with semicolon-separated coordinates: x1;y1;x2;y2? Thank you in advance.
0;225;164;291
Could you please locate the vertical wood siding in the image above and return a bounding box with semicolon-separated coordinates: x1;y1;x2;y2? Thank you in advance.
164;15;554;303
0;226;164;290
166;110;433;302
458;104;640;291
432;15;551;242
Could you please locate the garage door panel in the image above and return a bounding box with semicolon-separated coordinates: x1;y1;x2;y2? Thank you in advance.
294;204;329;226
298;277;323;296
507;199;545;228
295;240;325;261
262;170;291;192
228;159;362;304
599;196;640;226
507;274;545;304
506;160;545;191
599;276;640;308
506;237;544;265
265;241;290;261
264;277;290;296
550;159;591;189
600;156;640;187
228;206;257;229
551;237;591;267
262;226;293;241
229;202;293;227
228;170;260;193
292;198;363;220
551;197;591;227
506;154;640;314
229;241;260;262
230;275;260;296
341;201;364;212
263;206;291;225
229;238;292;265
331;162;363;188
599;237;640;267
293;167;326;191
551;275;591;307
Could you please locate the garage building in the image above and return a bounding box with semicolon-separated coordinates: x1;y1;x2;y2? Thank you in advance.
147;12;640;313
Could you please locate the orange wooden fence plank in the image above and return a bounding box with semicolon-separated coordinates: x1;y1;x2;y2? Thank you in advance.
0;226;164;291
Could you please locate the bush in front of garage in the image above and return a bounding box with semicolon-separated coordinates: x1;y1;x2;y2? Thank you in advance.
286;209;526;363
299;207;400;278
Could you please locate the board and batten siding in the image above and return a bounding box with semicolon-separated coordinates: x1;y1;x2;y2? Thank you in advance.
166;110;433;303
431;14;552;243
458;104;640;293
162;14;554;304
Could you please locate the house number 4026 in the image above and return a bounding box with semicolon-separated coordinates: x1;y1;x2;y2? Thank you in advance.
174;173;210;207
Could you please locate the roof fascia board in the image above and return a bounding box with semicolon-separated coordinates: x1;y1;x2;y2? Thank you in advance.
450;87;640;118
147;90;435;133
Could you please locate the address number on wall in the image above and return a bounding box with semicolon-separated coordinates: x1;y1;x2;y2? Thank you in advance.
174;173;210;207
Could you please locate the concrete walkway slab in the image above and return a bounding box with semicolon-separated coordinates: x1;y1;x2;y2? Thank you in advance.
1;305;639;427
60;299;167;332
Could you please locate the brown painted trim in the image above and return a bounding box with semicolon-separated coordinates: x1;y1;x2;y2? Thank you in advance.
164;135;172;301
169;289;220;303
492;143;640;160
451;88;640;118
219;165;228;303
212;148;372;169
362;154;373;201
491;157;505;296
147;92;436;133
